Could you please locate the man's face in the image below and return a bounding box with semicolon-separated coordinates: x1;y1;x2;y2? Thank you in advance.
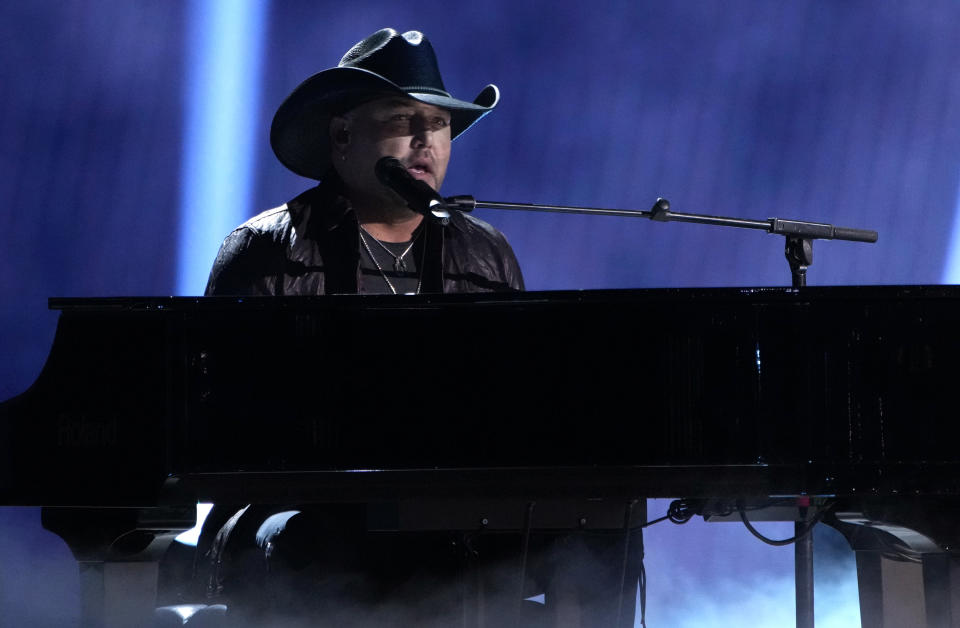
333;96;453;200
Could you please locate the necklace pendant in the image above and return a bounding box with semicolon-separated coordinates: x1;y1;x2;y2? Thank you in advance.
394;258;406;272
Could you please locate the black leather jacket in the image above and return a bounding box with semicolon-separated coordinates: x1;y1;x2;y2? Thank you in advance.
205;176;524;296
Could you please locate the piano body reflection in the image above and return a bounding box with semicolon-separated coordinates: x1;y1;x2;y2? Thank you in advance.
2;287;960;627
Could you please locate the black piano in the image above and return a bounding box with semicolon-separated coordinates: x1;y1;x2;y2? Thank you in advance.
3;287;960;627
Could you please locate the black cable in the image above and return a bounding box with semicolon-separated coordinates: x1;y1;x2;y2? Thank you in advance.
615;500;637;628
640;513;671;528
667;498;700;524
638;529;647;628
639;497;804;530
737;501;832;546
634;499;704;529
517;501;535;609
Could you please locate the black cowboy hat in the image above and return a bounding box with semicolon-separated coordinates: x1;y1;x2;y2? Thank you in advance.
270;28;500;180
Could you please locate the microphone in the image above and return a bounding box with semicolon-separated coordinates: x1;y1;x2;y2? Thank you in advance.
374;156;450;219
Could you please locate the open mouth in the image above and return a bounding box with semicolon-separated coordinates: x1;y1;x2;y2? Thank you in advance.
406;161;433;176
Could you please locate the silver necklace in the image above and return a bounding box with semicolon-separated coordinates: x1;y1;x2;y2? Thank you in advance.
358;227;425;295
359;226;417;271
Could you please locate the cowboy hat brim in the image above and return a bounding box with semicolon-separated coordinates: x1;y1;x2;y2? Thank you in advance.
270;66;499;180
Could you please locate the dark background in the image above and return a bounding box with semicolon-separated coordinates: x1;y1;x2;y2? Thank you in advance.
3;1;958;625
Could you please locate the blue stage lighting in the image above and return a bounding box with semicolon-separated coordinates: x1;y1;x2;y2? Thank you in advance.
176;0;269;295
944;189;960;284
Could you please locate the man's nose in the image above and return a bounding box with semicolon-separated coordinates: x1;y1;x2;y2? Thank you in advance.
410;119;434;147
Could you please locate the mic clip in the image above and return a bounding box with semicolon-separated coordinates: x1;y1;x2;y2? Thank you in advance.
424;199;451;221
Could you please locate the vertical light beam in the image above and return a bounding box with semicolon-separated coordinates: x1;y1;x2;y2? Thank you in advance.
944;180;960;283
177;0;268;295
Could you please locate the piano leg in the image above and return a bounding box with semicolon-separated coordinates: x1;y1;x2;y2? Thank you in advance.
827;500;960;628
921;554;960;628
78;561;159;628
855;551;960;628
41;506;195;628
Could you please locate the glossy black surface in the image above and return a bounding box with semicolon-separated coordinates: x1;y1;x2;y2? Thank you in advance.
2;286;959;506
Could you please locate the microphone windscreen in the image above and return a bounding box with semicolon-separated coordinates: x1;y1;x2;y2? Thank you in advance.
375;156;405;187
372;156;449;219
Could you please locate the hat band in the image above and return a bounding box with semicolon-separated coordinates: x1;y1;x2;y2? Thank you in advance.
401;85;451;97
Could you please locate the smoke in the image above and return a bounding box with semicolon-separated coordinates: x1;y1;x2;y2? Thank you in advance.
209;508;862;628
206;523;648;628
0;507;80;627
0;501;862;627
217;553;550;628
641;499;861;628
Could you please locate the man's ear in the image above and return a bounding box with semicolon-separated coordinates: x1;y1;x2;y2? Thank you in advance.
330;116;350;150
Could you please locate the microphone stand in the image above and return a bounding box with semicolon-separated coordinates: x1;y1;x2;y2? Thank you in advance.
440;195;876;627
442;196;878;288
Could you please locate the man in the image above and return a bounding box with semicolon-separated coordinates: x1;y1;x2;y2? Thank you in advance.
205;27;523;297
196;28;533;626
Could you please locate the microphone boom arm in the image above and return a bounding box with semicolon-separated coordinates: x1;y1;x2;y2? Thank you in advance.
442;195;878;288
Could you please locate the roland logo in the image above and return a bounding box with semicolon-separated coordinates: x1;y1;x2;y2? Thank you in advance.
57;414;119;448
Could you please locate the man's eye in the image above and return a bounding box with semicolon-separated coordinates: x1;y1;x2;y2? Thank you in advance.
433;118;450;128
390;114;411;121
